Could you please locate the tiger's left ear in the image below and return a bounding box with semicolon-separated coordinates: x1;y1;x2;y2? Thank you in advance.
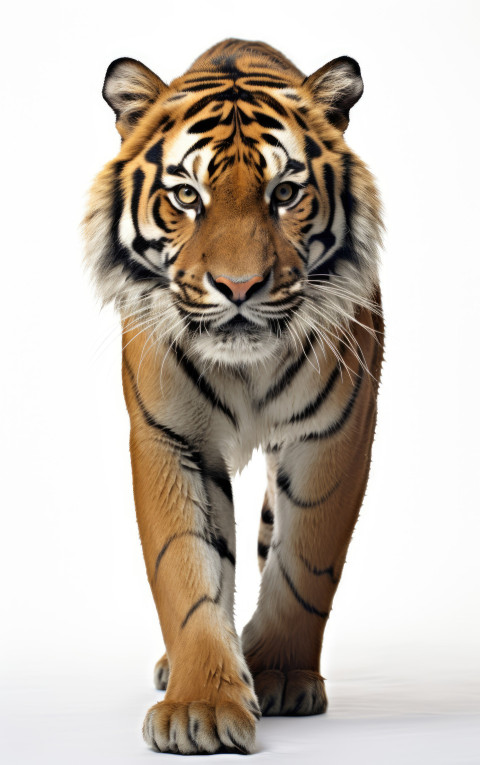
304;56;363;132
103;57;168;139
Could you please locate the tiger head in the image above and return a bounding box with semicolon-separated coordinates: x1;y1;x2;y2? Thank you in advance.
84;39;382;366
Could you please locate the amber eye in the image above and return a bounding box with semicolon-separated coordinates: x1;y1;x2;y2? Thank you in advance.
272;182;298;205
174;185;199;206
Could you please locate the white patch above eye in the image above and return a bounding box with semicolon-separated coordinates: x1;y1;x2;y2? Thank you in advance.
261;131;306;205
163;153;213;211
163;125;214;198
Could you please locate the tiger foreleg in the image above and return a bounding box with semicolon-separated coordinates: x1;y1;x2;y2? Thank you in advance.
123;357;259;754
243;320;382;716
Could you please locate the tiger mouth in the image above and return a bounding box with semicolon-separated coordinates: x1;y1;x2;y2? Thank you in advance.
216;313;259;335
218;315;254;331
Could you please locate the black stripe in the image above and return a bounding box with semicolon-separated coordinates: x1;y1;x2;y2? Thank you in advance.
293;110;308;129
276;555;328;618
305;195;319;221
305;135;322;159
183;82;227;92
188;115;223;134
154;531;235;580
284;158;306;174
184;94;220;120
107;160;127;269
182;136;212;160
145;137;164;165
146;138;166;198
306;163;336;257
277;470;341;508
155;531;203;579
266;315;293;334
253;110;284;130
208;469;233;503
183;75;229;84
288;359;342;424
130;168;145;241
258;542;270;559
257;331;316;407
211;535;235;566
166;163;188;178
175;305;220;321
241;72;290;82
151;197;173;233
125;260;169;285
181;595;211;628
301;364;363;441
130;167;168;262
177;297;220;310
243;79;288;88
338;152;359;266
261;505;274;525
261;132;287;151
298;555;338;583
172;344;237;427
123;356;202;466
265;442;282;454
258;295;302;309
251;91;288;116
294;245;308;265
181;585;221;629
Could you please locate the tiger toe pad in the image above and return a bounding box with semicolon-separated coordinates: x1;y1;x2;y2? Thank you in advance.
254;669;327;716
143;700;258;754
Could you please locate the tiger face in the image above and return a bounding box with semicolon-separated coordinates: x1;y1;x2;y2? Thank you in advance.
85;40;382;366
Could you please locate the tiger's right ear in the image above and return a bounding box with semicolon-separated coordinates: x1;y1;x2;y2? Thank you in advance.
103;58;167;139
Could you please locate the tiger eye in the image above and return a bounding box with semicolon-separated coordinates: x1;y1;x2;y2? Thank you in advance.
175;185;199;206
273;182;296;204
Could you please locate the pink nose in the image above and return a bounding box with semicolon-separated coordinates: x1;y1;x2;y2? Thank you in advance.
214;274;265;303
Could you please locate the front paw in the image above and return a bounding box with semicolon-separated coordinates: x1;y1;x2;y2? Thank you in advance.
143;698;259;754
254;669;327;716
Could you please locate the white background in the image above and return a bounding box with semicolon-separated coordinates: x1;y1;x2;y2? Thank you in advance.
1;1;479;762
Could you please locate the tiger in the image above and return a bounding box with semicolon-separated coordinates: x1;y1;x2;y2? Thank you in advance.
83;38;384;755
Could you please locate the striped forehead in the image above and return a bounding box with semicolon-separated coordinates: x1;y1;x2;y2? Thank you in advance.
163;124;304;188
144;77;308;190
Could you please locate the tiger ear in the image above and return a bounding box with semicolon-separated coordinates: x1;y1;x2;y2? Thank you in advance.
304;56;363;132
103;58;167;139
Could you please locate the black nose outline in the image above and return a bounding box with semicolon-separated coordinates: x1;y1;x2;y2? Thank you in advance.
206;272;269;306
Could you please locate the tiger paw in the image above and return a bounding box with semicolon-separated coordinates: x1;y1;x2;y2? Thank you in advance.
254;669;327;716
153;654;170;690
143;699;259;754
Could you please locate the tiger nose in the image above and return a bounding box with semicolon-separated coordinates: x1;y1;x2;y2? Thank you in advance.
209;273;266;304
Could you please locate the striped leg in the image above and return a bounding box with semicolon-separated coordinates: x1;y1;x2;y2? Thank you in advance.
243;312;383;716
257;453;277;572
123;355;259;754
153;445;237;692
